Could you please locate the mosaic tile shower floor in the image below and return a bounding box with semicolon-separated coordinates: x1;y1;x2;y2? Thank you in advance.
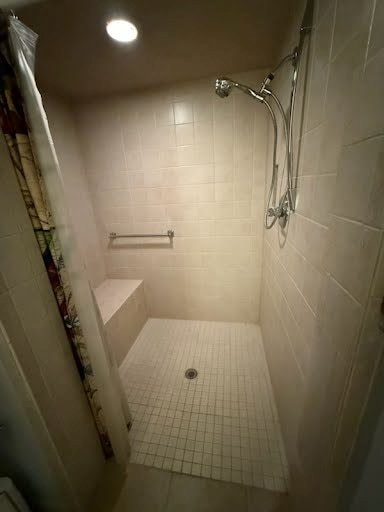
120;319;289;492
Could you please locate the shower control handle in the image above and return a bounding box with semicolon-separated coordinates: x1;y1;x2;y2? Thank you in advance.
266;198;290;229
266;204;288;219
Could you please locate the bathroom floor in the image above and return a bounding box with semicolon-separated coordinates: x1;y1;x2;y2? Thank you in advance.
120;319;288;492
91;463;288;512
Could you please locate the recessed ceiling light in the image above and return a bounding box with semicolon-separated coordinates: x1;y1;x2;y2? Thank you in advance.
106;19;138;43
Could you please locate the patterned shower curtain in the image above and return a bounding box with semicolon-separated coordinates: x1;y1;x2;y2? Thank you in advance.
0;17;112;456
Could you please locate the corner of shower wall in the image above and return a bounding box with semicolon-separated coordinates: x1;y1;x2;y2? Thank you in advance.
259;0;309;477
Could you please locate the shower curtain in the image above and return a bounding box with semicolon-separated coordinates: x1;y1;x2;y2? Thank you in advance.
0;14;131;464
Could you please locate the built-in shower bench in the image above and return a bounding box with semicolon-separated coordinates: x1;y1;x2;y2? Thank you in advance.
94;279;148;366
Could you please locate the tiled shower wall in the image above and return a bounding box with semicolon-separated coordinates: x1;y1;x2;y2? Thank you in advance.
0;133;105;508
44;96;107;288
74;71;268;322
260;0;384;509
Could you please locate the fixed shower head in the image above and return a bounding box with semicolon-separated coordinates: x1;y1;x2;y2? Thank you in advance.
215;77;234;98
215;77;264;102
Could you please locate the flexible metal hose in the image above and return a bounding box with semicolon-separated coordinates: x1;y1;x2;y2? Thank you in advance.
263;91;290;229
263;50;301;226
287;50;301;212
263;100;279;230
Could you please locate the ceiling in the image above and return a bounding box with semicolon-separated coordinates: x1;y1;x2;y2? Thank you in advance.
16;0;297;99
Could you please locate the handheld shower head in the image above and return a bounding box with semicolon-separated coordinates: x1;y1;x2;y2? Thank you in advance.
215;77;234;98
215;77;264;102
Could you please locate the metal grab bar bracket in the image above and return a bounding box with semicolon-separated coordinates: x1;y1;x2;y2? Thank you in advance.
109;230;174;240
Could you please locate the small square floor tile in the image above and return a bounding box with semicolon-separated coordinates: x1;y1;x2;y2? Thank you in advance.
122;319;289;492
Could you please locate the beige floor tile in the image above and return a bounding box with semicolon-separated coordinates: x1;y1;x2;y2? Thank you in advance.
113;464;171;512
121;319;289;491
89;461;126;512
165;472;247;512
247;486;289;511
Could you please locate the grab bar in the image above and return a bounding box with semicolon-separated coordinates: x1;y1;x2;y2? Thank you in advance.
109;230;174;240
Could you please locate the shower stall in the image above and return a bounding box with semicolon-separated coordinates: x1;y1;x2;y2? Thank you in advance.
1;0;383;510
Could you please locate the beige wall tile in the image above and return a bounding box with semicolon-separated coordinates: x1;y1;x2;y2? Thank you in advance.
100;280;148;365
372;239;384;298
45;96;107;288
368;0;384;59
333;137;384;228
344;50;384;144
0;235;34;289
304;60;328;132
296;174;336;226
332;296;384;482
299;124;323;176
298;333;349;475
319;34;368;174
76;71;266;322
318;276;363;359
325;216;382;303
174;101;194;125
331;0;373;59
176;123;194;146
194;122;213;146
0;131;105;509
0;140;32;237
155;103;175;126
260;0;384;507
290;214;328;269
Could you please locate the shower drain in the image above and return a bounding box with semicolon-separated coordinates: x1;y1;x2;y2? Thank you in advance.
185;368;198;380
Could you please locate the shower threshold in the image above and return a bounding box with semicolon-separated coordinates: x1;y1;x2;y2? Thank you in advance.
120;319;289;492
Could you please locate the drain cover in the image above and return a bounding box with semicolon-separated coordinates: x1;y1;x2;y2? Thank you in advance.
185;368;198;380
